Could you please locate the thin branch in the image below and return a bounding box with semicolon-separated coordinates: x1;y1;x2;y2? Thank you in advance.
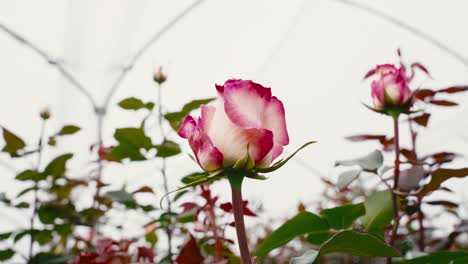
334;0;468;68
102;0;207;109
0;22;98;109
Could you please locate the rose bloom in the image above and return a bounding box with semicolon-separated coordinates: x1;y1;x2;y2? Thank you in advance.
370;64;412;111
178;79;289;171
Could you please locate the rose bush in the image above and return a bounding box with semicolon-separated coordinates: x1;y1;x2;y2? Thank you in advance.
178;79;289;171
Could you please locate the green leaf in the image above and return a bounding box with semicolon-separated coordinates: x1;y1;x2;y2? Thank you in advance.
181;172;209;184
155;140;181;157
160;170;223;208
254;211;329;257
30;253;73;264
145;230;158;249
107;128;152;161
16;169;46;182
336;169;362;190
177;208;197;223
0;232;12;241
44;154;73;179
320;203;366;230
35;229;53;245
1;127;26;156
290;250;319;264
14;229;32;242
15;202;30;208
164;112;187;131
336;150;383;171
181;98;216;113
17;186;36;198
57;125;81;136
306;231;334;245
0;249;14;261
164;98;216;130
106;190;137;209
361;191;395;231
38;202;79;225
319;230;400;257
118;97;154;111
55;223;72;237
418;168;468;198
255;141;316;173
394;251;468;264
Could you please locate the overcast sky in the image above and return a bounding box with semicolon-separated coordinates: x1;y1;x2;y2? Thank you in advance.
1;0;468;260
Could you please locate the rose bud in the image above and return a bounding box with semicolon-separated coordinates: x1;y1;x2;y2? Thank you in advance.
178;79;289;171
40;108;51;120
153;66;167;85
369;64;413;113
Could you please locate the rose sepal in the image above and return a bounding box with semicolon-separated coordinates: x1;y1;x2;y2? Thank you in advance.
254;141;316;173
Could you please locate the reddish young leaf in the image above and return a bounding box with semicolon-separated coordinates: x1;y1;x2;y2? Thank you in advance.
400;149;416;162
175;235;204;264
220;201;256;216
437;86;468;94
345;134;386;142
414;89;436;101
426;200;458;208
132;186;154;194
429;100;458;106
411;62;431;76
220;202;232;213
410;113;431;127
137;246;155;263
180;202;198;214
425;152;459;164
418;168;468;198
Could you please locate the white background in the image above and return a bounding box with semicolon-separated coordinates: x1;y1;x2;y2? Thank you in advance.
0;0;467;261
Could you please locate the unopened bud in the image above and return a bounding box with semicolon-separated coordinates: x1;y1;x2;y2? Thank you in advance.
40;108;51;120
153;67;167;85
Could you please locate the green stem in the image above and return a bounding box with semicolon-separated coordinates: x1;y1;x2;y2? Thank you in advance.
228;175;252;264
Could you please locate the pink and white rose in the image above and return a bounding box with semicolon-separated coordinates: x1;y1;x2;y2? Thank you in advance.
370;64;412;111
178;79;289;171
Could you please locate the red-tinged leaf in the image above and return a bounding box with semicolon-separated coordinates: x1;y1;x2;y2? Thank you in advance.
400;149;416;162
425;200;458;208
346;134;394;150
380;137;395;151
363;68;376;80
220;202;232;213
426;152;459;164
346;134;386;142
429;99;458;106
397;48;402;57
219;201;256;216
415;89;436;101
98;146;122;163
410;113;431;127
411;62;430;76
132;186;154;194
437;86;468;94
242;201;257;217
175;235;204;264
418;168;468;198
180;202;198;214
137;246;155;263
